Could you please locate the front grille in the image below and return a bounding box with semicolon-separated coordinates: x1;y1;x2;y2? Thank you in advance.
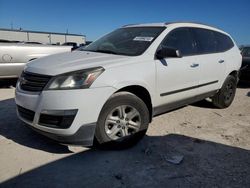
17;105;35;122
20;71;51;92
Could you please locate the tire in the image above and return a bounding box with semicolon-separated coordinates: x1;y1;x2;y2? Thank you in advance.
212;75;237;109
95;91;150;149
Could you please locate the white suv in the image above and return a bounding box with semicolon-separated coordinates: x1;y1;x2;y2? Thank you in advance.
15;22;242;148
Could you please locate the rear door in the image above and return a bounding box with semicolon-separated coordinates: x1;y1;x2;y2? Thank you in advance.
191;28;226;94
155;27;201;106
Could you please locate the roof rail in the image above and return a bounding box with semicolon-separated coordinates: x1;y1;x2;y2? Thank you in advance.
164;21;216;28
122;23;138;27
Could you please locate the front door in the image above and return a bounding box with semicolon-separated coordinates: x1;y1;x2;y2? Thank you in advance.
155;27;201;107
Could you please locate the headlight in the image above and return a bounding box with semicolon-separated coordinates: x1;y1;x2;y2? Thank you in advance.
45;67;104;90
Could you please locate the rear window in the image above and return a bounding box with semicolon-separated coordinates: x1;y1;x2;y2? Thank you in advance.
192;28;217;54
214;32;234;52
192;28;234;55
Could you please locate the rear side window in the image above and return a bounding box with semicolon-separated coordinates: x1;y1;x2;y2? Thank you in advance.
161;28;196;56
214;32;234;52
191;28;234;54
192;28;217;54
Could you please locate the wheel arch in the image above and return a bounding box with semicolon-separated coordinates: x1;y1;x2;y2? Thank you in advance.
228;70;239;82
28;58;37;62
115;85;153;122
229;70;238;77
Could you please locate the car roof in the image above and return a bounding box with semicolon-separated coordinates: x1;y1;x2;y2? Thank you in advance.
123;22;227;35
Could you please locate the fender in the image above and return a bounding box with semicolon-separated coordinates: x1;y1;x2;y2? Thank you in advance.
111;80;156;106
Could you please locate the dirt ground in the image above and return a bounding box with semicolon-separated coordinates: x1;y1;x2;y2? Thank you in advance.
0;81;250;188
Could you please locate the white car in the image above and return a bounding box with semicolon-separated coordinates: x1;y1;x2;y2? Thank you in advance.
15;22;242;148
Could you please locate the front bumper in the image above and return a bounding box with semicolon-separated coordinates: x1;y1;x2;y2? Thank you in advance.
15;83;116;145
24;121;96;145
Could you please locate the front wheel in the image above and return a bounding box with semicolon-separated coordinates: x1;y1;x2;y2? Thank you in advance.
212;75;237;108
95;92;149;149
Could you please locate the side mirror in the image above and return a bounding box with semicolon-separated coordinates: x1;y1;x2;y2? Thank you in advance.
155;46;182;59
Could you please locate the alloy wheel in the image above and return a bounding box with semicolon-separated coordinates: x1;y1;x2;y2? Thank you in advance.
104;105;141;140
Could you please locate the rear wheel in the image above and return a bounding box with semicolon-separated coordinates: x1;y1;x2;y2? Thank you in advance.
95;92;149;149
212;75;237;108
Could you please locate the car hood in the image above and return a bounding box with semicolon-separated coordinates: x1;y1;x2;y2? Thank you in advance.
25;51;131;76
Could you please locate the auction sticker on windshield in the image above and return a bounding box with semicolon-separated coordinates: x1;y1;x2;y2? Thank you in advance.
133;36;154;42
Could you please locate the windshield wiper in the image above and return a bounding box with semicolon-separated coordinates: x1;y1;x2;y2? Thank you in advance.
94;49;118;55
79;49;120;55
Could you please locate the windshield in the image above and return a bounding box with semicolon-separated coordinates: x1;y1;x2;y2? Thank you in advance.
79;27;165;56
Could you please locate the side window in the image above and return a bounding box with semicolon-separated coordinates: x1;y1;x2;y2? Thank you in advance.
192;28;217;54
214;32;234;52
161;28;196;56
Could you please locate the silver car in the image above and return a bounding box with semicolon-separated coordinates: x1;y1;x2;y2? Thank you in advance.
0;43;72;79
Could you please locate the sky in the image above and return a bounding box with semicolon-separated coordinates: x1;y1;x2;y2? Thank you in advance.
0;0;249;45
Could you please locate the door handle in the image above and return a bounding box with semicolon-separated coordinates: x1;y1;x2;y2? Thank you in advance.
190;63;199;68
218;60;225;63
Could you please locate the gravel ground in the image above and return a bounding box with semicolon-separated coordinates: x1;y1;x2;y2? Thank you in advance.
0;82;250;188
